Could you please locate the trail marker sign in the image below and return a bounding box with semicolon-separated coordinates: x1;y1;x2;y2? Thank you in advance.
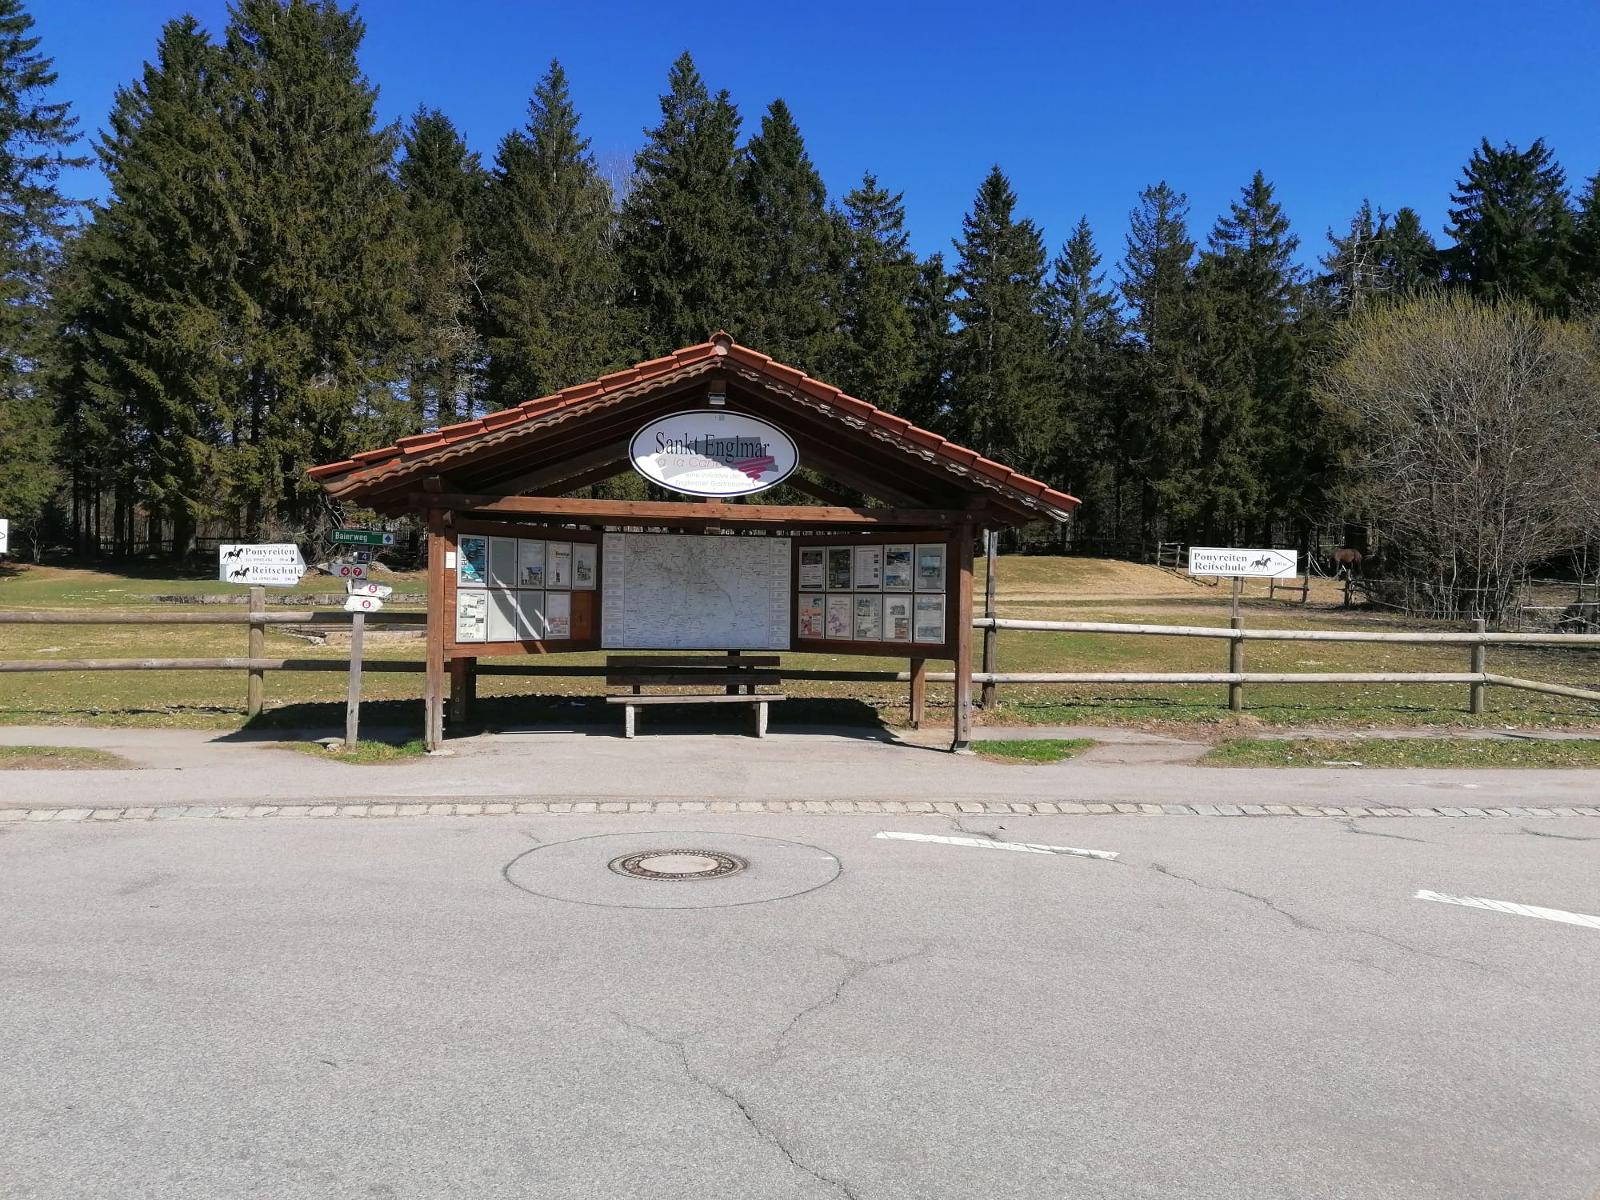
218;544;305;587
1188;547;1299;580
347;580;392;599
332;528;395;547
330;560;368;580
343;593;384;613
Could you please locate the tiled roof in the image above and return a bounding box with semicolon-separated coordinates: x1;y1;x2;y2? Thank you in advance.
308;333;1080;518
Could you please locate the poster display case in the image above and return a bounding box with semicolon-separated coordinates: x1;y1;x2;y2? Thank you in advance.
789;530;957;659
446;521;601;655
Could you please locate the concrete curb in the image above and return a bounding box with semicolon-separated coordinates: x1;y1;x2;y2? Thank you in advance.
4;800;1596;824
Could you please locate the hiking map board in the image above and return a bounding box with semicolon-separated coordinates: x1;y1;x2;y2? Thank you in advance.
602;532;790;650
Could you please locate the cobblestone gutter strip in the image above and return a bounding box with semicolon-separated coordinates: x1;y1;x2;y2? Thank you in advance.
2;801;1597;823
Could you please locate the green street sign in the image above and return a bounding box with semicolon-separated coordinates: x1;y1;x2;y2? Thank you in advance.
331;528;395;547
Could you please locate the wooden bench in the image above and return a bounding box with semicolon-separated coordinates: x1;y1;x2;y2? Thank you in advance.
604;654;785;738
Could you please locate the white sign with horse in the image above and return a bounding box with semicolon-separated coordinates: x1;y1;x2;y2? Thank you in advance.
218;543;305;587
1188;547;1299;580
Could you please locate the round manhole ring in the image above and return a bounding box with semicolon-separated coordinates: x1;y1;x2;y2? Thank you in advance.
608;849;748;881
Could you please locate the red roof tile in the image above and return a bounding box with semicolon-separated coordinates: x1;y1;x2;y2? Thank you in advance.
308;336;1079;517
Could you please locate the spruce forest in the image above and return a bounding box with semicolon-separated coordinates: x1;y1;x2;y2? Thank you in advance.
3;0;1598;617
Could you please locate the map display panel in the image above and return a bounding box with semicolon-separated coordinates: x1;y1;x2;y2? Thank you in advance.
602;533;791;650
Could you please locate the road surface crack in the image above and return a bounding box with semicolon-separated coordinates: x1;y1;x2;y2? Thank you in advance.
774;945;930;1053
1148;862;1324;931
1520;826;1599;841
614;1014;864;1199
1341;819;1426;843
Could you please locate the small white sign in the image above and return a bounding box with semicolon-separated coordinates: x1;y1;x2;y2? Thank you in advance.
0;518;9;556
219;544;305;587
330;561;368;580
347;581;392;598
344;594;384;613
1188;547;1299;579
630;409;798;497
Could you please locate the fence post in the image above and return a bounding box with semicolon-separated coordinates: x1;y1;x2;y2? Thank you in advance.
345;610;365;749
246;585;266;718
1470;617;1487;715
1228;614;1241;710
980;530;998;709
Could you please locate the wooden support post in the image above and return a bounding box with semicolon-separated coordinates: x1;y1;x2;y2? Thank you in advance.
246;585;266;719
345;611;365;750
449;657;470;724
908;657;927;729
980;529;998;710
1229;614;1244;712
1470;617;1487;715
423;517;447;751
464;656;478;718
953;524;975;752
727;648;741;695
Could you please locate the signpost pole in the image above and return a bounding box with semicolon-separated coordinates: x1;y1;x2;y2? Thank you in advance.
980;529;998;709
246;585;266;719
345;611;365;749
1228;576;1244;711
1470;617;1487;715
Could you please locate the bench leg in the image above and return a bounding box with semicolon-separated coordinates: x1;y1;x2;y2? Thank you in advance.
623;704;636;739
755;701;768;739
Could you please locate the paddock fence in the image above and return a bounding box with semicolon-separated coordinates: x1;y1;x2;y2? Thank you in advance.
4;598;1600;719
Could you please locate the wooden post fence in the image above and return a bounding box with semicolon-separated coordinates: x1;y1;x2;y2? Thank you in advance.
980;530;998;710
246;585;266;719
1470;617;1487;715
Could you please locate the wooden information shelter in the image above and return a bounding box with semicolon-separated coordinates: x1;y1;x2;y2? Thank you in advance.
309;334;1079;750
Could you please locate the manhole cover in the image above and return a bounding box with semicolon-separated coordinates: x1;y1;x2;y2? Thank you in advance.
504;831;840;910
609;850;747;881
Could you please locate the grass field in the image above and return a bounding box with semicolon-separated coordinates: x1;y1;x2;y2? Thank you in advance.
0;744;131;769
2;557;1597;735
1202;737;1600;769
973;738;1093;765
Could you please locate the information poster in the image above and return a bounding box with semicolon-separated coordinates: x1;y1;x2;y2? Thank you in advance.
825;594;852;639
914;594;946;643
489;537;518;588
826;547;853;590
915;543;946;592
517;590;546;640
518;540;546;588
548;542;573;588
798;548;826;590
455;590;487;641
797;593;826;638
853;546;884;590
853;594;882;640
487;588;520;642
457;535;487;587
544;590;572;639
884;544;914;591
883;594;913;642
573;543;597;589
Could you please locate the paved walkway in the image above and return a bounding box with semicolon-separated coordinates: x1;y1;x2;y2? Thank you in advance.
0;724;1596;816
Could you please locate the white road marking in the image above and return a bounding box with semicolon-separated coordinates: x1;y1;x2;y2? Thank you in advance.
1415;889;1600;930
874;831;1118;861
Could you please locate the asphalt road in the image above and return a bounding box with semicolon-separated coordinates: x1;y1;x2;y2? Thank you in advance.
2;812;1596;1199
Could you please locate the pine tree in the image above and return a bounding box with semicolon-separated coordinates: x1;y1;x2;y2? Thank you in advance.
619;52;748;352
1569;171;1600;314
397;107;484;430
222;0;410;534
1379;207;1442;296
1446;137;1572;313
1318;199;1387;314
1177;171;1308;540
904;251;955;431
1118;182;1195;541
69;17;237;557
837;172;918;410
948;166;1056;474
1047;216;1123;527
479;61;628;408
0;0;83;554
738;98;839;371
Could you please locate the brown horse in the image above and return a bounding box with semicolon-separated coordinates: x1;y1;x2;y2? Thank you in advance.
1330;547;1363;577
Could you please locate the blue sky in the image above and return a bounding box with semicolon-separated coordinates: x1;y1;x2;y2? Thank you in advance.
34;0;1600;273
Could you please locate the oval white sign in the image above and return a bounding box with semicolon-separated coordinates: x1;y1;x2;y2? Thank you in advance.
629;409;799;497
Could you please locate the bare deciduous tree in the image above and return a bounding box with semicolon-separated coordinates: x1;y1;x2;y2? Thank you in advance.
1320;293;1600;623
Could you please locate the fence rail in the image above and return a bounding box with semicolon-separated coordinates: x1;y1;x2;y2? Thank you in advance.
4;604;1599;719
